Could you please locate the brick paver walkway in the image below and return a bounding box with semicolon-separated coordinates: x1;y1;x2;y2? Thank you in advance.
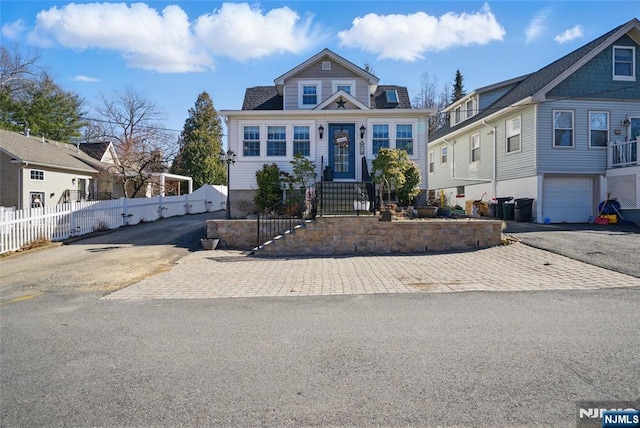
103;243;640;300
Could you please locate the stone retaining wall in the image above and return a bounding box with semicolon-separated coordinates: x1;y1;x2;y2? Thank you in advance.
206;216;503;255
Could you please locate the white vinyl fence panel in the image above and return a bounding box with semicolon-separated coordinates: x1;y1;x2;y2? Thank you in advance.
1;185;226;254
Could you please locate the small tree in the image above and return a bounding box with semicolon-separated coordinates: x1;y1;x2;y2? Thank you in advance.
371;148;408;207
255;163;282;210
397;161;421;206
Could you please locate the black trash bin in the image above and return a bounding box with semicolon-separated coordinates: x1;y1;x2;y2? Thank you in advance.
495;197;512;220
514;198;534;222
323;166;333;182
503;202;515;221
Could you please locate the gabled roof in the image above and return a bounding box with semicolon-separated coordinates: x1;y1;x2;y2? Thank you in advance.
0;129;98;173
274;48;379;94
442;74;530;113
430;18;640;142
314;90;369;110
242;86;283;110
79;141;120;168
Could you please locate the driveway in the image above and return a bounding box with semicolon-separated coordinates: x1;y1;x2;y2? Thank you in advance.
0;211;225;302
503;221;640;278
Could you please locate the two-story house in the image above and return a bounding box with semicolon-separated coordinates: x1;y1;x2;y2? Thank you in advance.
220;49;434;217
428;18;640;224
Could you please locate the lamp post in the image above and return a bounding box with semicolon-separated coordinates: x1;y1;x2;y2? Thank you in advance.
219;149;237;219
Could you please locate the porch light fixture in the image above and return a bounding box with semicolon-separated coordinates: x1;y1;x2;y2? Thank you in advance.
318;125;324;140
360;125;366;139
219;149;237;219
622;116;631;127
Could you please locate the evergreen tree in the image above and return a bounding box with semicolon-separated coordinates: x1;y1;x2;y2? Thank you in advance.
171;92;225;189
451;69;466;103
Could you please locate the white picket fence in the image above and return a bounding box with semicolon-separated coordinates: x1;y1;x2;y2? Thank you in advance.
0;185;227;254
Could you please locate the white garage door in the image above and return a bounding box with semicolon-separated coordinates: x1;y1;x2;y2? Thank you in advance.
542;177;594;223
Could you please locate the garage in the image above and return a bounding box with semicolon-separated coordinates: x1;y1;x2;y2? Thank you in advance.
542;176;594;223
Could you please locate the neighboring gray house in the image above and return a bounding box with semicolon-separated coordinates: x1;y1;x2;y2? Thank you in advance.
428;18;640;224
220;48;434;216
0;129;102;209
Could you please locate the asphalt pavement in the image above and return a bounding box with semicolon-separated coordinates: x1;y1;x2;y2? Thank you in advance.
504;221;640;278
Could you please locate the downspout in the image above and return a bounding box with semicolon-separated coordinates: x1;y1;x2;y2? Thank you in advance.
18;162;29;209
483;120;497;198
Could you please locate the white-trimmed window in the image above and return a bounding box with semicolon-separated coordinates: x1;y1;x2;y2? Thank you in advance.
243;126;260;156
471;133;481;162
454;106;461;125
396;124;413;155
441;146;447;163
589;111;609;148
333;80;355;95
506;116;521;153
553;110;574;147
429;151;434;173
613;46;635;81
30;170;44;181
267;126;286;156
372;124;389;154
465;98;476;120
299;81;321;108
293;126;311;156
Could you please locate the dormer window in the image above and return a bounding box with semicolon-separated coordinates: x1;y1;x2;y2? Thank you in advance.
385;90;399;105
613;46;635;81
465;98;476;119
453;106;461;124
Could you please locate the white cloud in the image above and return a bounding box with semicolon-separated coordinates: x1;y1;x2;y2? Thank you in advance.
554;25;584;43
2;19;26;40
24;2;320;73
72;75;100;83
525;8;550;44
28;2;213;73
193;3;319;61
337;3;505;61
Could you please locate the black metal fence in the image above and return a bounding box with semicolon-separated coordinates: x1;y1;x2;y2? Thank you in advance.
256;181;376;247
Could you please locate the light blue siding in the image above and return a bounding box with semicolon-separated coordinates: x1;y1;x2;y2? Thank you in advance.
537;99;640;174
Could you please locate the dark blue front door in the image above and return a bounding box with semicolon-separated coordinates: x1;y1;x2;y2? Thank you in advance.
328;124;355;179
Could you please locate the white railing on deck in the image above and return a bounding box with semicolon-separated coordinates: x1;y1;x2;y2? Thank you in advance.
0;185;227;254
608;140;638;168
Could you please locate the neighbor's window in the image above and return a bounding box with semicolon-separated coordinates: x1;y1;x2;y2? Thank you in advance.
30;170;45;181
243;125;260;156
454;106;461;125
267;126;286;156
396;124;413;155
372;124;389;154
506;116;521;153
589;112;609;147
471;133;481;162
465;99;476;120
293;126;310;156
441;146;447;163
429;151;434;173
553;110;574;147
613;46;635;81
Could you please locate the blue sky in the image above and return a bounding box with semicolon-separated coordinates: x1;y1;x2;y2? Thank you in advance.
1;1;638;139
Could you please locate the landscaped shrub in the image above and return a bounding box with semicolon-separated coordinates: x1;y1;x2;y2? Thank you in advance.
397;161;421;206
255;163;283;210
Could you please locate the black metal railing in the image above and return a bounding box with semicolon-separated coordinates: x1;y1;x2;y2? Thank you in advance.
256;186;315;248
58;189;87;204
316;181;375;216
